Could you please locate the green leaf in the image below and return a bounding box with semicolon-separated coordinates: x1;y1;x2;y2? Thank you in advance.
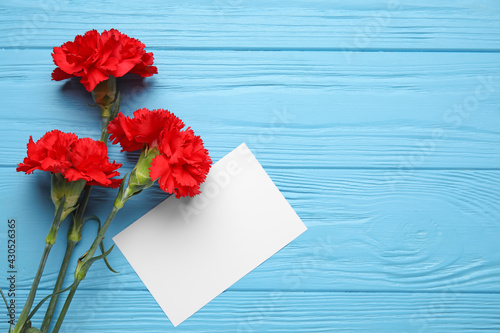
84;215;119;274
84;244;115;268
27;282;77;322
83;215;100;224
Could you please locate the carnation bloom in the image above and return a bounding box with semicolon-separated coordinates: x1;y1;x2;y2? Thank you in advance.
17;130;122;188
51;29;158;92
150;128;212;197
108;108;185;152
108;109;212;198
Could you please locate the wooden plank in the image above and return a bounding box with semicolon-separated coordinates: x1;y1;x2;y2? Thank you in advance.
1;2;500;331
1;0;500;50
3;290;500;332
1;50;500;169
4;168;500;292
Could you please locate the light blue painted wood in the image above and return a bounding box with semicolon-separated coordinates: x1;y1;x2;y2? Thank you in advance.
3;168;500;293
1;50;500;169
7;290;500;332
1;0;500;51
1;0;500;332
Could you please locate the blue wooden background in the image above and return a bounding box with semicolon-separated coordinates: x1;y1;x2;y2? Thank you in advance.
1;0;500;332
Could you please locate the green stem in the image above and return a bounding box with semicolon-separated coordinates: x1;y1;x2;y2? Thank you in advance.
27;281;77;323
52;204;121;333
13;243;52;333
45;87;120;332
51;280;80;333
82;205;120;271
13;198;66;333
39;240;75;333
41;185;92;332
42;90;109;329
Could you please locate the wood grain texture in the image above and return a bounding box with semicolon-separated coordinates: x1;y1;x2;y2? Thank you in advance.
3;290;500;332
1;0;500;51
1;50;500;169
3;169;500;294
1;0;500;332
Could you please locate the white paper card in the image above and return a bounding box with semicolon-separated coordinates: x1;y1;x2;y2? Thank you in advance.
113;143;307;327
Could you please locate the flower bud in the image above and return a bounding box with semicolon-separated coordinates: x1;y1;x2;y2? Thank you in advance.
75;255;88;281
51;173;86;221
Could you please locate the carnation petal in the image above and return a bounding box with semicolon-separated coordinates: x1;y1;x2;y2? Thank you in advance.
113;60;139;77
172;164;198;187
51;67;75;81
80;67;110;92
150;154;176;194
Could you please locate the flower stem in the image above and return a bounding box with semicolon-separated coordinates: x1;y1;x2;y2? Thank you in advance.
43;88;121;331
40;186;92;333
13;243;51;333
51;280;80;333
13;198;66;333
52;203;121;333
39;239;75;333
41;185;92;332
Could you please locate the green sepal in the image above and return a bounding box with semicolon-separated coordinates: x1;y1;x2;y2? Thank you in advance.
129;147;157;192
91;76;116;116
50;174;86;221
114;146;159;209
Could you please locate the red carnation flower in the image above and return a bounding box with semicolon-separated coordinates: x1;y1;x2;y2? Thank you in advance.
108;108;185;152
108;109;211;198
150;128;212;197
17;130;122;188
51;29;158;92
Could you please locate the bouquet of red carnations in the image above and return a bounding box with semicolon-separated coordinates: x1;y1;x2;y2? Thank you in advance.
1;29;212;333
